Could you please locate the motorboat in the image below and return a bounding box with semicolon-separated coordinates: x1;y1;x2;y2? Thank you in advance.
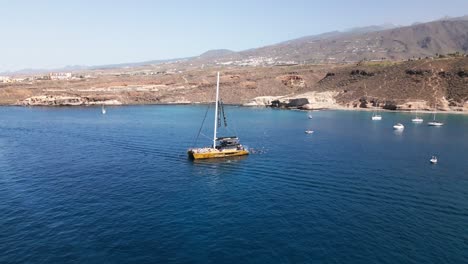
430;156;438;164
304;130;314;134
393;123;404;130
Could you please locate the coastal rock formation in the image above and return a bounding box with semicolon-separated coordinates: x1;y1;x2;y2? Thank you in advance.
246;91;340;110
243;96;282;106
296;91;340;110
21;95;122;106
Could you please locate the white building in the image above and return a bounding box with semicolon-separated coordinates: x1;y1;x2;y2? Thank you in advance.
0;76;11;83
49;72;72;80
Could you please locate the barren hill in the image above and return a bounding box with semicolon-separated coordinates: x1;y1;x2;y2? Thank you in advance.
197;19;468;65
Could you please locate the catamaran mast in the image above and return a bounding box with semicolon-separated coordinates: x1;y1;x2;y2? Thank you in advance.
213;72;220;148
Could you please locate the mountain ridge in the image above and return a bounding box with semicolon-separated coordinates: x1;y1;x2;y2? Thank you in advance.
2;15;468;75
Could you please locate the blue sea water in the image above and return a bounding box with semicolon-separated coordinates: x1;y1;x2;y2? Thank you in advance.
0;106;467;263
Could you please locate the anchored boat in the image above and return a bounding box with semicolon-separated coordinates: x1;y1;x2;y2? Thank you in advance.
428;106;443;126
411;111;423;123
371;111;382;120
393;123;405;130
187;72;249;160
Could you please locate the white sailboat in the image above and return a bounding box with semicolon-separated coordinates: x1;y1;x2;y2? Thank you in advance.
411;110;423;123
372;112;382;120
427;111;443;126
393;123;404;130
371;105;382;120
101;105;106;115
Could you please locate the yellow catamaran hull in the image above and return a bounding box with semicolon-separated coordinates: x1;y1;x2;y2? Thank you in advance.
188;149;249;160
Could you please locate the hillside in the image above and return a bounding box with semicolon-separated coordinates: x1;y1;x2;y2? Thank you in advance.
196;19;468;65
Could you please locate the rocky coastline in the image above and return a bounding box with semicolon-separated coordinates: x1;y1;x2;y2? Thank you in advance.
1;57;466;113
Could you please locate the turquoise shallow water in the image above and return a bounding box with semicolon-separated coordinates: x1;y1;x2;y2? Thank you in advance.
0;106;467;263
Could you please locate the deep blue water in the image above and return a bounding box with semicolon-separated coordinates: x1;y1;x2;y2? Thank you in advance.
0;106;467;263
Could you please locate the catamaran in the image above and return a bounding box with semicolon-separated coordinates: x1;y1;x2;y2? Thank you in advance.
187;72;249;160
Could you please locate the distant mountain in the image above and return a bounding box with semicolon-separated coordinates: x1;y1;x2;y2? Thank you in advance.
1;57;191;76
88;57;192;70
196;17;468;65
344;23;397;34
199;49;235;59
3;16;468;75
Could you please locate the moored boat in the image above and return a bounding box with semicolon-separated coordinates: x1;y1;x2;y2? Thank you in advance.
428;107;443;126
393;123;404;130
371;113;382;120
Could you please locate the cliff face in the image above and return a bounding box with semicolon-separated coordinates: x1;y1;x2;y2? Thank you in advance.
1;57;467;112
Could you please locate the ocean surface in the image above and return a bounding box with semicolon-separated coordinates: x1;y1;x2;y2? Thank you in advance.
0;105;467;263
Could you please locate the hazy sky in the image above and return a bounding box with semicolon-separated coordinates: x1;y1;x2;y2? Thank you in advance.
1;0;467;72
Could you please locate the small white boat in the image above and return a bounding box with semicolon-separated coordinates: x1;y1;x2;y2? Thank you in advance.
371;104;382;120
308;115;313;119
304;130;314;134
393;123;404;130
428;110;443;126
430;156;438;164
428;121;443;126
411;110;423;123
101;105;106;115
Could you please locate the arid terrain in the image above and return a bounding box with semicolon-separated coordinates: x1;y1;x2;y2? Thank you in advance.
1;56;467;112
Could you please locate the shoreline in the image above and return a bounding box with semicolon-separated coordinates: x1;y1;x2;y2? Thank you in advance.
3;103;468;115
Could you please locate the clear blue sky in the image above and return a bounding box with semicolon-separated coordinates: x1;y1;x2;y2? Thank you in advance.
1;0;467;72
